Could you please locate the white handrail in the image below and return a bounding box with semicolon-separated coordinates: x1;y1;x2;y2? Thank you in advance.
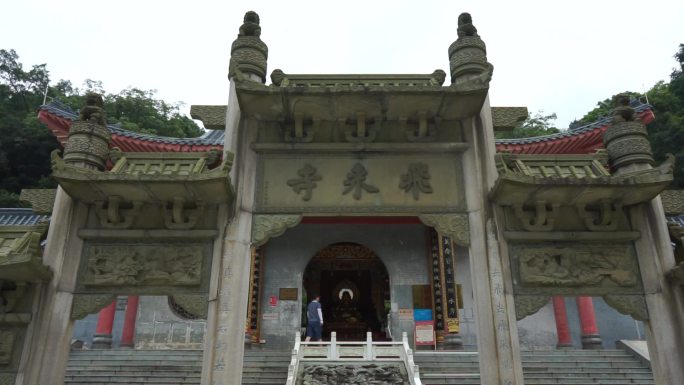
401;332;423;385
287;330;422;385
285;331;302;385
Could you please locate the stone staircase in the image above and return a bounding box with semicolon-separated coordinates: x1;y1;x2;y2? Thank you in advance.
65;348;653;385
65;349;290;385
415;349;654;385
241;350;290;385
65;350;202;384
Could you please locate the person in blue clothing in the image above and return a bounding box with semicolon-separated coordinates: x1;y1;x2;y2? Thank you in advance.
305;294;323;342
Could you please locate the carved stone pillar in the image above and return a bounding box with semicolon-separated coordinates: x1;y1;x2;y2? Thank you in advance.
463;98;525;384
551;297;572;348
120;296;139;348
92;300;117;349
20;189;88;385
575;297;602;349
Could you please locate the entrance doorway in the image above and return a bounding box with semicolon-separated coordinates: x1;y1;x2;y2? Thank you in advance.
303;242;390;341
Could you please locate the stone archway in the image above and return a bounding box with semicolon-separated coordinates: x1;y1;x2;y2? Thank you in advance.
303;242;390;341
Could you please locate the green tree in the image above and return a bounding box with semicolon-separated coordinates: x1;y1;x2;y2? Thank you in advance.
495;111;561;139
0;49;204;207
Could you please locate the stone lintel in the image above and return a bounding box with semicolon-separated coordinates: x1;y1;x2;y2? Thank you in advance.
251;142;470;153
78;229;219;240
190;105;227;130
184;105;527;134
235;80;489;122
504;231;641;242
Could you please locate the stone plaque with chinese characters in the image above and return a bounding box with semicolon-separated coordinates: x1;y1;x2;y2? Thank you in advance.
255;154;465;213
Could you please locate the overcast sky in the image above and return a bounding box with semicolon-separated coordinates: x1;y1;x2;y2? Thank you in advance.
3;0;683;129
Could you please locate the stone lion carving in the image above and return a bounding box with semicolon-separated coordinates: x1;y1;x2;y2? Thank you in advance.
239;11;261;37
457;13;478;37
79;92;106;125
612;93;636;123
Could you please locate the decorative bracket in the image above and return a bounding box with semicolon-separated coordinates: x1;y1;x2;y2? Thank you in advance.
168;294;208;320
405;111;436;142
161;197;204;230
71;294;116;320
94;196;142;229
284;113;316;143
514;295;550;320
603;294;648;321
252;215;303;247
345;112;376;142
513;201;559;231
418;214;470;247
577;200;622;231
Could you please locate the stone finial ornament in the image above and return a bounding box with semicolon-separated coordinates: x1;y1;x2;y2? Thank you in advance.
603;94;654;169
239;11;261;37
79;92;106;125
230;11;268;83
612;93;636;123
62;92;111;170
457;13;478;37
448;12;493;85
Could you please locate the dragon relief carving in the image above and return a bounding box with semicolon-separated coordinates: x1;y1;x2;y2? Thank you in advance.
516;245;638;288
83;244;204;286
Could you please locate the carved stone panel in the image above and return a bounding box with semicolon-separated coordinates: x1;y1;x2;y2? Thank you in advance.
77;242;211;295
510;243;642;296
603;295;649;321
256;154;465;213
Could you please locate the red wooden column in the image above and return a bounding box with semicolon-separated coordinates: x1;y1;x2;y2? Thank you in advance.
576;296;602;349
552;297;572;348
92;300;117;349
120;296;140;348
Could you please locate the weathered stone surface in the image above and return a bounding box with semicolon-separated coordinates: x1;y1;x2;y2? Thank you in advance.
603;294;648;321
230;11;268;82
661;189;684;215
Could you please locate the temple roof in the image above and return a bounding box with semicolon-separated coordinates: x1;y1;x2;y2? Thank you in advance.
38;100;223;152
0;208;49;226
38;99;654;155
496;99;655;154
